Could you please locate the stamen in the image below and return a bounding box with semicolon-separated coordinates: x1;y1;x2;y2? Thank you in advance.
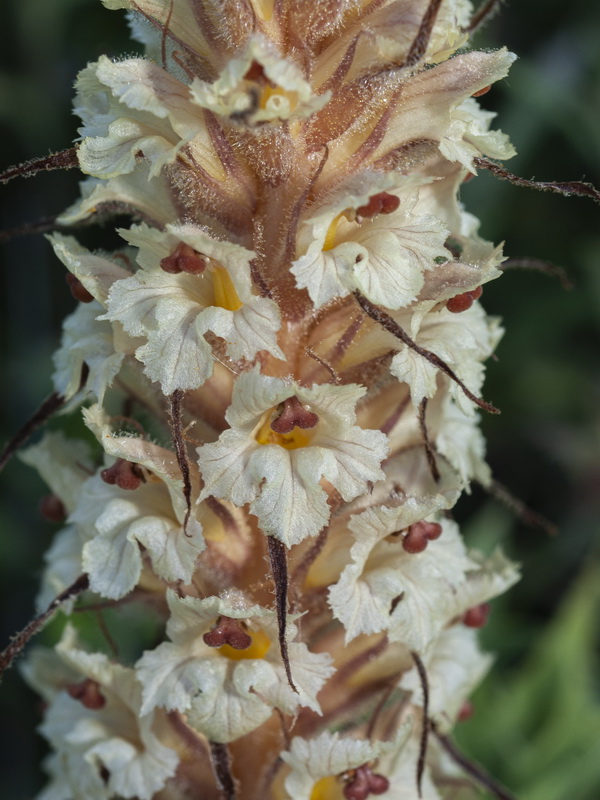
67;678;106;710
344;765;390;799
446;286;482;313
39;494;66;523
65;273;94;304
356;192;400;219
160;242;206;275
462;603;490;628
401;520;443;553
203;616;253;650
100;459;145;491
271;396;319;434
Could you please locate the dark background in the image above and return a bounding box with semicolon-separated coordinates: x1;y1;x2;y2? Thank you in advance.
1;1;599;798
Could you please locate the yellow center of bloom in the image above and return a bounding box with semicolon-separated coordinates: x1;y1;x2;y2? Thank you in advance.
212;266;243;311
310;776;344;800
218;629;271;661
255;414;315;450
323;212;345;252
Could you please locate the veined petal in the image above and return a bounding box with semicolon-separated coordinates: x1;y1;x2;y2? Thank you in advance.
198;370;388;544
106;224;282;391
76;56;222;180
58;167;179;228
437;396;492;486
52;303;126;405
137;591;331;742
197;429;259;508
247;445;335;545
401;625;492;733
440;97;516;173
185;657;275;742
330;510;476;650
20;432;93;514
49;234;131;306
35;526;84;613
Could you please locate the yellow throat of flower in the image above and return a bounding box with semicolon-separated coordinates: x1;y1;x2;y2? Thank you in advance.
219;629;271;661
310;776;344;800
212;266;243;311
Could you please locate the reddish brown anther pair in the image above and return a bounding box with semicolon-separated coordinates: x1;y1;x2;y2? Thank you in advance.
270;396;319;435
401;520;443;554
39;493;66;522
160;242;206;275
101;459;145;491
446;285;483;313
65;273;94;304
203;616;252;650
67;679;106;710
344;765;389;800
462;603;491;628
356;192;401;220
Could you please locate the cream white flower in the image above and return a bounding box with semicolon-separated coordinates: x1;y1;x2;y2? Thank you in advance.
52;301;125;406
436;395;492;485
197;368;389;546
58;164;179;229
329;511;475;651
190;34;330;125
292;175;450;310
75;55;222;180
104;223;284;394
49;233;138;404
20;433;93;610
440;96;517;173
281;730;402;800
26;627;178;800
136;590;334;743
388;301;503;411
70;406;205;599
401;625;492;733
330;508;518;652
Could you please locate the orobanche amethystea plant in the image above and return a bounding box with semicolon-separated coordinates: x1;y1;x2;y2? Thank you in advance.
5;0;581;798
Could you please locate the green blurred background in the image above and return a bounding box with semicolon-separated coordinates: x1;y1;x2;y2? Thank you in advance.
0;1;599;797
